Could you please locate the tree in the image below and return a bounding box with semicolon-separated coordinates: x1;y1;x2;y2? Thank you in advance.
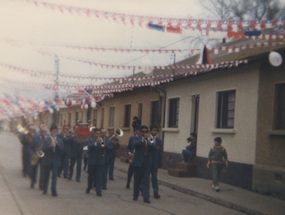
201;0;285;20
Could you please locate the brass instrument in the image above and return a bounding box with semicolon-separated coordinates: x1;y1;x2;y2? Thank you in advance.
30;145;45;166
110;128;124;141
51;136;57;152
16;124;29;134
148;135;155;144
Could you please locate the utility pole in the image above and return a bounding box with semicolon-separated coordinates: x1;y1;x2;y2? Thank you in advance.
52;55;60;126
55;55;59;100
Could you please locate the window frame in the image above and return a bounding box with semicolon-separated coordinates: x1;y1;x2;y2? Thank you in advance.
168;97;180;128
216;89;236;129
124;104;131;128
109;106;115;127
274;83;285;130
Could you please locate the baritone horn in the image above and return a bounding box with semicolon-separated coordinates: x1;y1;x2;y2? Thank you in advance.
111;128;124;139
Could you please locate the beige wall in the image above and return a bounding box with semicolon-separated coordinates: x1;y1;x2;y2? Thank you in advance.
163;63;260;165
93;88;162;145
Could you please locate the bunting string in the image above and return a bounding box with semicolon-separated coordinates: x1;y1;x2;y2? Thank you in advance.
26;0;285;36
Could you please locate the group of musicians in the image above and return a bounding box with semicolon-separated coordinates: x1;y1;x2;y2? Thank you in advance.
17;122;162;204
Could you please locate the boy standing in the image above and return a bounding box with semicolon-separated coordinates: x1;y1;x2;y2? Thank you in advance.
207;137;228;192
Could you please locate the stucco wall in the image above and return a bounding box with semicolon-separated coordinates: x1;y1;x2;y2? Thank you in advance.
163;63;260;165
96;88;162;146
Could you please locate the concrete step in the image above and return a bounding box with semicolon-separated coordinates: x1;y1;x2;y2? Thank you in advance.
176;162;196;171
168;168;196;177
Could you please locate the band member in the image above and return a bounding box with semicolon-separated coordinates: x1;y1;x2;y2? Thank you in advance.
149;125;162;199
41;125;64;197
58;124;72;178
19;125;32;177
38;124;48;191
102;128;111;190
69;125;84;182
106;128;120;181
86;128;105;196
132;125;154;204
29;124;41;189
126;126;141;189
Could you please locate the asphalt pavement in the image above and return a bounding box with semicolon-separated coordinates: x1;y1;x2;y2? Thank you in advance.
0;131;284;215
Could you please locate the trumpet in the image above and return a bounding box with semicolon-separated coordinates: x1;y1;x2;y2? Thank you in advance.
51;136;57;152
148;135;155;144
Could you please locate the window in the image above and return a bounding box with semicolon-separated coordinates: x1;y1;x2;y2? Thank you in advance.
275;83;285;129
93;109;98;127
75;112;79;124
109;107;115;127
168;98;179;128
151;100;160;127
138;103;143;121
101;108;104;128
68;113;72;126
216;90;236;129
124;104;131;127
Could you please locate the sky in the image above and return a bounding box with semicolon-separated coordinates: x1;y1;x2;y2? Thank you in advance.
0;0;207;99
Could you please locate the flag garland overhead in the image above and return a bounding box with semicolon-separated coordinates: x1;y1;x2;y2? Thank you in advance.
26;0;285;36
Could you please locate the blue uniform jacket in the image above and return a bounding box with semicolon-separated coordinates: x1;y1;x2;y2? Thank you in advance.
131;137;154;168
41;135;64;167
69;134;84;159
87;137;105;166
151;137;162;169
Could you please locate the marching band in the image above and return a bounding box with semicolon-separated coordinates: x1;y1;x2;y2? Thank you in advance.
16;121;162;203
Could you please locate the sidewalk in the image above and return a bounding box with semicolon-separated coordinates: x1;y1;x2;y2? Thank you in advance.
115;158;285;215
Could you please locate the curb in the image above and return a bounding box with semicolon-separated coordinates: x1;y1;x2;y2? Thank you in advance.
115;166;268;215
0;163;32;215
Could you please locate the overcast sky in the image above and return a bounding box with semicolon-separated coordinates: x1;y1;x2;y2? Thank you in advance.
0;0;208;99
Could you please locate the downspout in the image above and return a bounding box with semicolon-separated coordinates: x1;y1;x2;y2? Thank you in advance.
153;87;167;168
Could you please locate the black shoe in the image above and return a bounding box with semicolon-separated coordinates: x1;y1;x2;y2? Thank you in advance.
133;196;138;201
109;178;114;181
126;184;130;189
76;179;80;182
102;187;107;190
86;188;90;194
96;193;102;197
154;193;160;199
30;183;35;189
43;191;47;195
52;192;58;197
143;199;151;204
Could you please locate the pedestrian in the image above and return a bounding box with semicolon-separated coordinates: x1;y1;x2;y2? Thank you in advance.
106;128;120;181
41;125;64;197
181;133;197;163
125;126;141;189
149;125;162;199
86;128;105;197
68;125;84;182
132;125;154;204
132;116;141;134
58;124;72;178
207;137;228;192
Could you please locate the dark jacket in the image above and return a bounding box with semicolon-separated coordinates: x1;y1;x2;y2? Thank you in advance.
151;137;162;169
41;135;64;167
87;137;105;166
131;136;154;168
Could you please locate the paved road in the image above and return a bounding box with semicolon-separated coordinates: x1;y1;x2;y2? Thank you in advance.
0;132;245;215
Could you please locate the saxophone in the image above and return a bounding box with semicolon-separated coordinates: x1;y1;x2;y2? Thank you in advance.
30;141;45;166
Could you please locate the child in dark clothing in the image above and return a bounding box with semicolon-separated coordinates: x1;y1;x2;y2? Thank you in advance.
207;137;228;192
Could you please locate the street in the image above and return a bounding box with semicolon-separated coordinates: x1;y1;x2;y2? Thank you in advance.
0;131;245;215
